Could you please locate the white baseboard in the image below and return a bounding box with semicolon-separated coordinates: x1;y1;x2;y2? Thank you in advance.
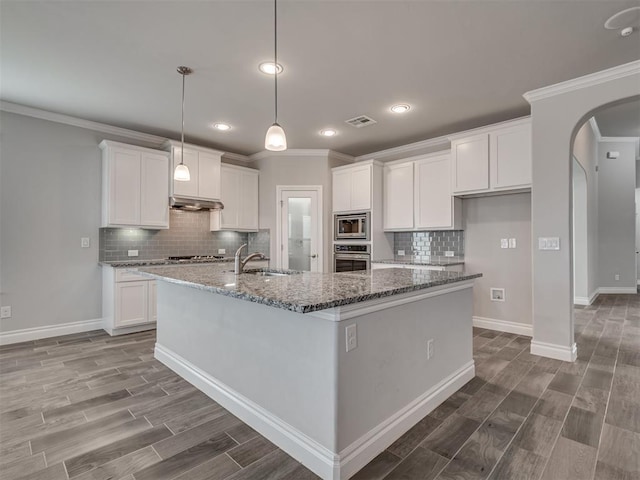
598;287;637;295
472;316;532;337
0;318;103;345
574;290;599;306
531;340;577;362
155;343;474;480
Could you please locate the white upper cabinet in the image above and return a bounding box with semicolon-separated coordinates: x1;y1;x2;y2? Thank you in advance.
384;162;414;230
450;117;531;195
211;164;259;232
332;164;372;212
100;140;169;229
414;153;461;230
166;141;222;201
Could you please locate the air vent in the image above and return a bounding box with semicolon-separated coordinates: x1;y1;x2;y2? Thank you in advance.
345;115;377;128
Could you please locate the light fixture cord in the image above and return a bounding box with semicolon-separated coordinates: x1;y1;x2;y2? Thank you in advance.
181;71;186;165
274;0;278;124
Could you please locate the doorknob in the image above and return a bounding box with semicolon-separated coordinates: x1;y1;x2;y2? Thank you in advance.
310;254;317;258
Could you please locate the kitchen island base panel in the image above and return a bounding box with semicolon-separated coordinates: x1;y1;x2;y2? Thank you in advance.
154;280;474;480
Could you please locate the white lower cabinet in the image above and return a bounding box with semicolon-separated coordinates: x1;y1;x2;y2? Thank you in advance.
102;266;157;335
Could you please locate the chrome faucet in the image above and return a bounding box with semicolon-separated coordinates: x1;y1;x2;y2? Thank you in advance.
234;244;266;274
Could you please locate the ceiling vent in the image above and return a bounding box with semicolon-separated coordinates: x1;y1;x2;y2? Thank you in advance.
345;115;377;128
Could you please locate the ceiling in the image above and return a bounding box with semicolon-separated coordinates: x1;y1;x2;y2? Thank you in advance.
594;99;640;137
2;1;640;157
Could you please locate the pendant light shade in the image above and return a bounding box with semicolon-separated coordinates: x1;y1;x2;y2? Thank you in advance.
265;123;287;151
265;0;287;151
175;66;193;181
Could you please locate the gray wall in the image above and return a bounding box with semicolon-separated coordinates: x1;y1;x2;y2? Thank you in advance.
529;72;640;353
255;153;350;273
572;120;599;300
598;140;636;289
572;159;588;301
463;193;532;325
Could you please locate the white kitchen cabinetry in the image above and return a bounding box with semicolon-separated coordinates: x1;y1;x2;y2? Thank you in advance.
100;140;170;229
383;153;461;231
210;164;259;232
166;140;222;201
332;164;372;212
371;262;464;272
384;162;414;230
102;267;156;335
414;153;462;230
450;117;531;195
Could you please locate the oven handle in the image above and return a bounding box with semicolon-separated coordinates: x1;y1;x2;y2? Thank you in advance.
334;254;370;260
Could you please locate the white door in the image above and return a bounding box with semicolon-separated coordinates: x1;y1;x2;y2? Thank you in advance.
278;187;322;272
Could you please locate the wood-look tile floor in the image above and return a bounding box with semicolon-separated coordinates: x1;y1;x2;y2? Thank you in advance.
1;293;638;480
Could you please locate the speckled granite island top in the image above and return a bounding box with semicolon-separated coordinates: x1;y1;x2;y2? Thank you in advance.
374;257;465;266
136;263;481;314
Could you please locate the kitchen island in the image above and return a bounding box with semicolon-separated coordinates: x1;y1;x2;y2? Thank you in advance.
137;264;481;480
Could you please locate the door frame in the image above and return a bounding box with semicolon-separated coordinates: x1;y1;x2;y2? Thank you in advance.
275;185;323;272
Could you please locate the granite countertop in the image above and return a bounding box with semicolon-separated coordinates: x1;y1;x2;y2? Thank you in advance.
136;263;481;314
100;257;269;268
373;257;465;267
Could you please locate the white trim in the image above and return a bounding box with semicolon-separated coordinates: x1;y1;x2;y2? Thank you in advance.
447;116;531;142
155;342;474;480
588;117;603;141
0;101;167;147
354;135;450;163
523;60;640;103
337;361;475;480
472;316;533;337
250;149;353;162
0;318;103;345
574;289;599;306
164;139;225;156
600;136;640;143
308;281;475;322
327;150;356;164
598;287;638;294
530;340;577;362
382;150;452;168
331;158;382;172
222;152;253;164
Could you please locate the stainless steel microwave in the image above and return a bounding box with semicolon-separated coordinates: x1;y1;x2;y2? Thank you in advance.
334;212;370;241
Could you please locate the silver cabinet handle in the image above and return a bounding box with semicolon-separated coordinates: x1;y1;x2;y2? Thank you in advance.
310;254;318;258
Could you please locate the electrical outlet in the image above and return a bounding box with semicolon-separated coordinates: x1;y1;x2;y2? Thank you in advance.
615;274;620;281
445;251;454;257
491;288;505;302
81;237;90;248
218;249;226;254
508;238;517;249
1;306;11;319
346;324;357;352
427;339;434;360
397;250;405;256
538;237;560;250
500;239;509;249
127;250;139;257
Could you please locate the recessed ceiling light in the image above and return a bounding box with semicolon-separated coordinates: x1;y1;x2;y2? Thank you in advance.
621;26;634;37
213;123;231;131
259;62;283;75
320;128;337;137
390;104;411;114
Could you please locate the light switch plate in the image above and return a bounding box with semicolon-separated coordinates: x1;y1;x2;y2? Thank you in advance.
397;250;405;256
218;249;226;254
508;238;516;249
500;239;509;249
128;250;139;257
1;306;11;319
445;251;455;257
81;237;90;248
538;237;560;250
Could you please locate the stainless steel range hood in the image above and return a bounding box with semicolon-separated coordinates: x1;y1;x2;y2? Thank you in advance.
170;196;224;211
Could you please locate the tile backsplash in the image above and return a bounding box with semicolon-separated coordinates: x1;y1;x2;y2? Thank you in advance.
394;230;464;260
99;210;270;261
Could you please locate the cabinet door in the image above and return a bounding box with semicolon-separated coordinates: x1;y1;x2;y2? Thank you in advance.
109;149;141;225
452;134;489;194
140;152;169;228
220;167;241;228
415;154;453;230
490;123;532;190
332;170;352;212
350;165;372;211
148;281;157;323
198;152;221;200
172;147;199;197
115;281;149;327
384;163;414;230
240;171;259;230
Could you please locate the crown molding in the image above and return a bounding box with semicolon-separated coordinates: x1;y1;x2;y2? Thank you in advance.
523;60;640;104
599;136;640;143
1;101;167;147
447;116;531;141
588;117;603;141
222;151;253;164
249;149;353;162
354;134;450;162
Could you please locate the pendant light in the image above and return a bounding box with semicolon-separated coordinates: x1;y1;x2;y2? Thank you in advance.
174;66;193;181
265;0;287;151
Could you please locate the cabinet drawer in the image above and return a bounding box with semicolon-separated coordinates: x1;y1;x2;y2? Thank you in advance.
115;269;148;283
